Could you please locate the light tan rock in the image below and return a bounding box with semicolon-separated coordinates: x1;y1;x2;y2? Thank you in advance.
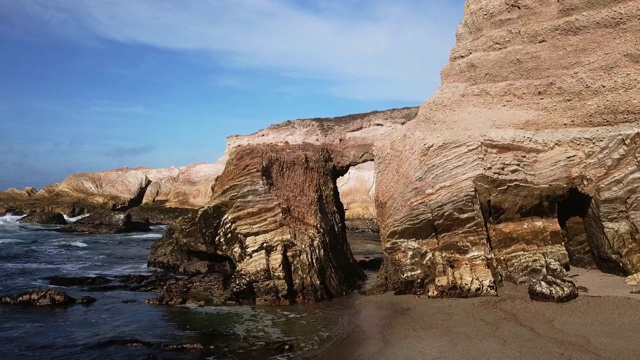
375;0;640;297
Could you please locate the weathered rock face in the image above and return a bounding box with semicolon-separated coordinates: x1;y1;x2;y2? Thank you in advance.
149;144;365;305
374;0;640;298
141;163;225;208
337;161;377;229
223;108;416;226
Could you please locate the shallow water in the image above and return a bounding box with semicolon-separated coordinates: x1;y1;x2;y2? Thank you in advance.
0;214;356;359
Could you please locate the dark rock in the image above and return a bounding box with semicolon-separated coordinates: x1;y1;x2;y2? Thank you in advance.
1;288;77;306
19;212;68;225
358;257;383;271
56;210;150;234
128;205;197;225
528;276;578;302
141;273;229;306
0;206;7;216
77;295;97;304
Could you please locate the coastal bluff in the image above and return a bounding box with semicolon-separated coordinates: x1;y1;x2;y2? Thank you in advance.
4;0;640;304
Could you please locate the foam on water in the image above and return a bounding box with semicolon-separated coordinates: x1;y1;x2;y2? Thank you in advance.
63;213;90;223
0;214;26;225
63;241;88;247
130;233;163;239
1;262;87;271
0;239;23;244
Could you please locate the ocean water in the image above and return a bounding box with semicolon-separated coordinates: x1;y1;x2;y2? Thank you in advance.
0;214;354;359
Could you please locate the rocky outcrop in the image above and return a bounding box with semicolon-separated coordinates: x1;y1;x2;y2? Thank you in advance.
149;144;365;305
0;165;223;218
1;288;96;306
374;0;640;298
57;210;150;234
19;212;67;225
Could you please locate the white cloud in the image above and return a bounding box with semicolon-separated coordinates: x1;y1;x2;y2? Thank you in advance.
7;0;463;102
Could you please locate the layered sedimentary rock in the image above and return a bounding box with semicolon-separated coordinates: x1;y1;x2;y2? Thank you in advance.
223;108;417;225
375;0;640;298
149;144;364;305
141;163;224;208
0;164;224;216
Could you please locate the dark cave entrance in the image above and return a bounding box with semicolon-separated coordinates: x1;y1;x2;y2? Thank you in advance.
557;187;627;276
335;161;383;275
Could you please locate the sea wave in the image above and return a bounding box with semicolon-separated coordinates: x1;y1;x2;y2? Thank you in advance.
60;241;88;247
0;214;26;225
0;238;23;244
63;214;90;223
130;233;163;239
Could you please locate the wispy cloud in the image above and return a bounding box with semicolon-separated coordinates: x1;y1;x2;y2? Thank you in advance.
6;0;463;102
107;144;155;159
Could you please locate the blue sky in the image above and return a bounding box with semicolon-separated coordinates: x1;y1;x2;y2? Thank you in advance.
0;0;465;190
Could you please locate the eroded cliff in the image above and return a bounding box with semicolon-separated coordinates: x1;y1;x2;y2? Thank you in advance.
375;0;640;297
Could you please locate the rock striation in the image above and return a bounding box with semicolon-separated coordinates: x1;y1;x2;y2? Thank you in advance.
6;1;640;305
374;0;640;299
147;0;640;304
149;144;365;305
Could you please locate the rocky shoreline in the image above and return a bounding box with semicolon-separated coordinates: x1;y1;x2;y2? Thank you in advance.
2;0;640;310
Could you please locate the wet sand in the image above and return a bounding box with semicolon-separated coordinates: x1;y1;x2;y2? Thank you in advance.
319;269;640;360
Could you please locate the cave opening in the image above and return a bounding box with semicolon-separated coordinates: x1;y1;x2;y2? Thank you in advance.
335;161;383;279
557;187;626;275
557;187;598;270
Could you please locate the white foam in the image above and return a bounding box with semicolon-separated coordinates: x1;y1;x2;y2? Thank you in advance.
130;233;163;239
0;214;26;225
65;241;88;247
0;238;23;244
1;262;85;271
63;214;90;223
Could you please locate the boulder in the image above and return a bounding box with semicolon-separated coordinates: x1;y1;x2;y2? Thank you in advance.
19;212;67;225
528;276;579;303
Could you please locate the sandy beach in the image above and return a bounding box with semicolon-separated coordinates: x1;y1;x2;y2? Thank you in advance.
319;268;640;360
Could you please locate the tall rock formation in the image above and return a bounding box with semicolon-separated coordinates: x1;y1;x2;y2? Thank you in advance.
375;0;640;297
149;144;365;305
